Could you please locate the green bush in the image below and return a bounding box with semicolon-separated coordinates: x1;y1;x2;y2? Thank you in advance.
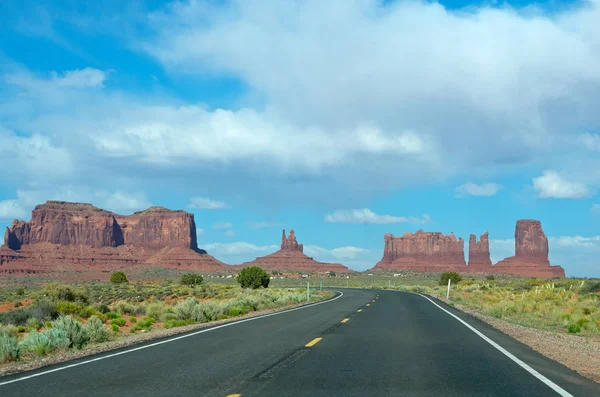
111;324;119;332
0;299;58;326
0;325;18;338
130;316;137;323
180;273;204;287
52;316;90;349
26;317;40;331
567;324;581;334
105;312;120;319
43;285;88;304
16;288;25;296
145;303;167;320
19;329;69;357
0;334;19;363
439;272;462;286
86;316;110;343
14;301;22;308
98;304;111;314
174;298;197;320
486;275;495;281
111;318;126;327
237;266;270;289
110;272;128;284
582;282;600;294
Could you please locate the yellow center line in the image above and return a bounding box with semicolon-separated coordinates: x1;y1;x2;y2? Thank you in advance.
305;337;323;347
372;300;376;302
357;309;362;312
366;303;370;306
226;394;242;397
341;318;349;323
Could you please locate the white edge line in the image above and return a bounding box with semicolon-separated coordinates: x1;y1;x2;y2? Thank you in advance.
415;293;574;397
0;291;344;387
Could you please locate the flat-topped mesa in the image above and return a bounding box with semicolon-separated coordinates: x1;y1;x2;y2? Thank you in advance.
237;229;350;273
468;232;492;268
3;201;198;251
375;230;466;271
494;219;564;278
281;229;303;253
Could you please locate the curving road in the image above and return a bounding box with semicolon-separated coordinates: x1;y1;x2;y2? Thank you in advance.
0;289;598;396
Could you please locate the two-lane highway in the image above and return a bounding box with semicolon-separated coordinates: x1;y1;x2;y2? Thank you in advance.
1;289;598;396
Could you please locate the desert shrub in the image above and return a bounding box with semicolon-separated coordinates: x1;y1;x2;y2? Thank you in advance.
486;275;495;281
216;314;228;320
132;317;154;332
98;304;110;314
0;299;58;326
113;302;144;316
14;301;22;308
174;298;197;320
111;318;126;327
180;273;204;287
42;285;88;304
164;319;189;329
110;272;128;284
105;312;120;319
582;282;600;294
26;317;40;331
86;316;110;343
130;316;137;323
16;288;25;296
160;312;178;322
19;329;69;356
145;302;167;320
0;334;19;362
439;272;462;286
568;324;581;334
52;316;90;349
0;325;18;338
193;301;223;322
237;266;270;289
111;324;119;332
228;307;240;317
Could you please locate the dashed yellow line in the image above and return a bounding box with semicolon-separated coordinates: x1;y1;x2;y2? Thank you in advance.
372;300;376;302
226;394;242;397
357;309;362;312
366;303;371;307
305;337;323;347
341;318;349;323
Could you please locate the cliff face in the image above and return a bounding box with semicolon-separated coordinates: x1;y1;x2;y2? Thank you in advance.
1;201;224;279
468;232;492;267
494;220;564;277
4;201;197;250
236;229;351;273
375;230;466;270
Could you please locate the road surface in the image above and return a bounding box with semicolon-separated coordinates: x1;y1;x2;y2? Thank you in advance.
1;289;598;396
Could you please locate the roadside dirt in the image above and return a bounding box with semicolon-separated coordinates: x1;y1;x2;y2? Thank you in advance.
454;302;600;384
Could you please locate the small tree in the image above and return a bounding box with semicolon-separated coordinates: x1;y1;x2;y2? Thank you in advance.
486;275;495;281
237;266;270;289
110;272;128;284
328;271;336;277
439;272;462;286
180;273;203;287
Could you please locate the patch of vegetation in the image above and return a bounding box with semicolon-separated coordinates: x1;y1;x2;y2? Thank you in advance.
180;273;203;287
110;272;128;284
439;272;462;286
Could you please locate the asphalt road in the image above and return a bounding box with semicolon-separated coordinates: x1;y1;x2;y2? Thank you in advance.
1;289;598;396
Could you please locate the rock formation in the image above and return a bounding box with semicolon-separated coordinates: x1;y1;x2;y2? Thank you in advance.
374;230;467;271
235;229;351;273
494;220;565;277
0;201;225;280
468;232;492;268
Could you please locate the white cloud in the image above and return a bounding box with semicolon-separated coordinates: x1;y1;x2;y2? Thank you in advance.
6;67;107;89
198;242;278;256
247;221;282;229
592;204;600;214
455;182;502;197
212;222;233;229
325;208;430;224
188;197;228;210
532;170;591;199
196;228;205;237
579;132;600;152
0;199;28;220
102;192;151;213
305;245;371;260
225;230;235;237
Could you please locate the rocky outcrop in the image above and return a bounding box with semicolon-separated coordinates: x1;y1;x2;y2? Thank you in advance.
494;220;564;278
0;201;225;280
235;229;351;273
468;232;492;268
281;229;303;253
374;230;467;271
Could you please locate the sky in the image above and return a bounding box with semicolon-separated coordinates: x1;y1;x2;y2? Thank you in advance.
0;0;599;277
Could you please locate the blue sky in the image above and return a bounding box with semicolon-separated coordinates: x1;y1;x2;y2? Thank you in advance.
1;0;599;276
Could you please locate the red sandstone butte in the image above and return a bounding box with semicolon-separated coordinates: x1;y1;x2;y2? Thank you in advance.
0;201;225;279
493;220;565;278
374;230;467;272
468;232;492;268
235;229;351;273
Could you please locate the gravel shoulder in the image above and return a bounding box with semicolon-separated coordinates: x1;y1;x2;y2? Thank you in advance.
0;292;334;378
454;302;600;384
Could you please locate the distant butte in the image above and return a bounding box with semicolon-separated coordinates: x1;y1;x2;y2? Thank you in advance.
235;229;352;273
0;201;226;280
372;220;565;278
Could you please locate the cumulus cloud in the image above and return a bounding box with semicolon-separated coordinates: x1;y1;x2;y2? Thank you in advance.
579;132;600;152
325;208;430;224
196;228;205;237
212;222;233;229
188;197;228;210
199;242;278;256
0;199;28;220
247;222;282;229
455;182;502;197
532;170;591;199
